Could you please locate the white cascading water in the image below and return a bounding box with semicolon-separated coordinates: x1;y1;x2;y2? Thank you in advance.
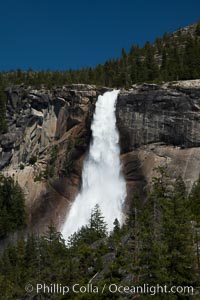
62;90;126;240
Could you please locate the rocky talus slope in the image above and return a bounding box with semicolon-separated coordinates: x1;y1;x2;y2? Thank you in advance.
1;80;200;233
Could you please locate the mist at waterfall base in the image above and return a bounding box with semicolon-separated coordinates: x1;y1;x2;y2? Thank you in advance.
62;90;126;240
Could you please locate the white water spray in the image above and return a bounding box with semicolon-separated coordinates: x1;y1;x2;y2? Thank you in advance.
62;90;126;239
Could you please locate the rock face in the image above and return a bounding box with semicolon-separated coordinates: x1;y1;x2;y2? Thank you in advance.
117;82;200;152
116;81;200;204
2;84;96;163
1;80;200;234
1;84;97;233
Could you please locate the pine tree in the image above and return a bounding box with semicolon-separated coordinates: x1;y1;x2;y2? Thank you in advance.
0;175;26;238
144;41;159;81
24;234;39;273
189;177;200;279
89;204;107;238
0;90;7;134
163;177;196;287
139;191;169;287
139;169;197;299
113;218;120;234
189;177;200;225
195;21;200;36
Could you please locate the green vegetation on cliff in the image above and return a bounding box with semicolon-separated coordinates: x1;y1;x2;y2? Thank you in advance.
0;22;200;89
0;174;26;239
0;90;7;134
0;169;199;299
0;21;200;133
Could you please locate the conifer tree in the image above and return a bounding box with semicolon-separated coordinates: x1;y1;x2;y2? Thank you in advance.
113;218;120;234
139;186;169;287
139;169;197;298
163;177;196;287
189;177;200;225
0;175;26;238
189;177;200;279
195;21;200;36
0;90;7;133
89;204;107;238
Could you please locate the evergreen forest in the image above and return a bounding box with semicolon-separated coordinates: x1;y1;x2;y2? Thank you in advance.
0;168;200;299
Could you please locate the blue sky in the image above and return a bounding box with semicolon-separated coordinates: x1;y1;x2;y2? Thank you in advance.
0;0;199;71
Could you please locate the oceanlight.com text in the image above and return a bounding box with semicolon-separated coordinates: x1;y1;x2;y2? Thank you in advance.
25;282;194;296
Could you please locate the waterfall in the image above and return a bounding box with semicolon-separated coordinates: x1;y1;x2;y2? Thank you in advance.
61;90;126;240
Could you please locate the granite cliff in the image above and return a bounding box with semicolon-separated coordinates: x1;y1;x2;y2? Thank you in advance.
118;80;200;209
0;84;96;233
1;80;200;233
